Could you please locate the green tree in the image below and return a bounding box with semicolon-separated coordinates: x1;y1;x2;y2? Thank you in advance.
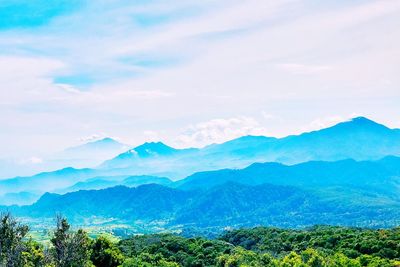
0;212;29;267
280;251;307;267
301;248;325;267
91;236;124;267
50;216;93;267
21;239;45;267
121;253;179;267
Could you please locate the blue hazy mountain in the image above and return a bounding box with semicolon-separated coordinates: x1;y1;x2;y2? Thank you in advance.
1;117;399;205
0;191;39;206
100;117;400;178
4;156;400;229
52;137;130;168
0;138;129;181
100;141;198;170
59;175;173;193
9;181;400;229
0;167;98;196
177;156;400;193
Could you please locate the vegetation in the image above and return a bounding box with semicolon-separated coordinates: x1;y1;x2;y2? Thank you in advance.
2;213;400;266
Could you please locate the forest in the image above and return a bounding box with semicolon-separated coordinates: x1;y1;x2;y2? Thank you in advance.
1;213;400;267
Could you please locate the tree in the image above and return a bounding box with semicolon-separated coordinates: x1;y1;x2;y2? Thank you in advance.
91;236;124;267
21;239;45;267
301;248;325;267
217;247;271;267
0;212;29;267
121;253;179;267
50;215;93;267
280;251;307;267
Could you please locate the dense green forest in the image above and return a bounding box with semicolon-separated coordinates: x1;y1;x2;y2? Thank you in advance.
1;213;400;266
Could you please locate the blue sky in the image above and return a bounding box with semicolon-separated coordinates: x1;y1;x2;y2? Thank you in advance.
0;0;399;162
0;0;83;29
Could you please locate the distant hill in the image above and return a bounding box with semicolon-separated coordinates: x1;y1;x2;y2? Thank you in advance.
0;167;97;195
60;175;173;193
0;191;39;206
100;142;198;171
100;117;400;178
21;185;192;222
52;137;130;168
0;138;130;181
10;182;400;229
176;156;400;195
2;117;400;205
64;138;127;154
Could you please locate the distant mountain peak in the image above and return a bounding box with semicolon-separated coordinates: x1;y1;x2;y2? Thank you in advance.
342;116;389;130
92;137;119;144
136;141;170;148
64;137;127;153
314;116;390;134
132;142;177;157
350;116;379;125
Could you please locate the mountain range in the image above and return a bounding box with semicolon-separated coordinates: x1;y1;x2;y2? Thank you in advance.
1;116;400;208
2;155;400;230
8;179;400;230
100;117;400;178
0;138;129;180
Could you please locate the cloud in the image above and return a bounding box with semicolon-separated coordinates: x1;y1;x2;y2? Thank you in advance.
0;0;399;160
78;134;106;143
175;116;269;148
19;156;44;165
276;63;332;75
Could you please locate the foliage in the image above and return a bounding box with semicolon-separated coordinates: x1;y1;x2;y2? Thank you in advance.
219;226;400;260
119;234;234;267
0;212;29;266
50;215;93;267
2;214;400;267
91;235;124;267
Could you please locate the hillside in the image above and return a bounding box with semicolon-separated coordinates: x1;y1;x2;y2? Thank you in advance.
100;117;400;178
9;180;400;230
177;156;400;194
1;117;400;206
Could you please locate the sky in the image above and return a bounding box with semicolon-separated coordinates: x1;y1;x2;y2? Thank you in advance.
0;0;400;162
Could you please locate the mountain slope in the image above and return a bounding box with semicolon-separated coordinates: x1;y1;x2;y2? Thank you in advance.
100;117;400;178
21;184;193;221
2;117;400;205
0;167;97;195
60;175;173;193
177;156;400;196
100;142;198;171
10;182;400;228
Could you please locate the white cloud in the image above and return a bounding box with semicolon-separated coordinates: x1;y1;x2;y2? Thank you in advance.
0;0;399;160
19;157;44;165
143;131;161;142
277;63;332;75
175;116;269;148
78;134;106;143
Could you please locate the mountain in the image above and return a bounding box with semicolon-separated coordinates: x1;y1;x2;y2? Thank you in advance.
0;191;39;206
22;184;192;222
177;156;400;196
0;138;130;180
100;142;198;170
0;167;97;195
60;175;173;193
10;182;400;229
2;117;399;205
100;117;400;178
52;138;130;168
174;182;326;227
